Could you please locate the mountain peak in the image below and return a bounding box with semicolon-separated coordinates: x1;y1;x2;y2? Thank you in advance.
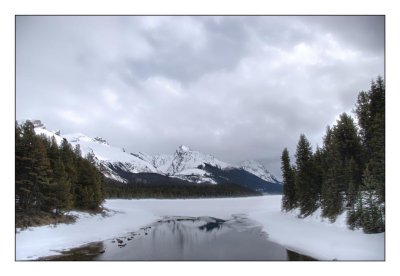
240;160;280;184
177;145;191;152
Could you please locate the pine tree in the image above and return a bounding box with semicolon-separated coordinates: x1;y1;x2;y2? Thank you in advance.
295;134;318;217
351;76;385;232
359;166;385;233
346;157;360;206
319;114;363;221
47;137;72;213
310;146;323;203
332;113;363;195
60;138;78;206
355;76;385;201
75;153;104;210
15;122;36;211
320;125;344;221
15;122;53;212
281;148;296;211
347;190;363;230
321;147;343;221
33;135;54;212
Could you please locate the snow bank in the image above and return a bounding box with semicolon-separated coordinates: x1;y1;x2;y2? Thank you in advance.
16;195;384;260
16;204;158;260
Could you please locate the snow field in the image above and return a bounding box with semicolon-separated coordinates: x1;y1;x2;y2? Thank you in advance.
16;195;384;260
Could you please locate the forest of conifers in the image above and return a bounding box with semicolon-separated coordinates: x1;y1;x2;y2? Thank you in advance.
16;122;104;215
15;123;258;226
281;76;385;234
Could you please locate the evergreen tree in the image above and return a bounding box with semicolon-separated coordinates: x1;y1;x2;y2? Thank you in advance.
295;134;318;216
310;146;323;202
73;144;82;158
333;113;363;201
60;138;78;205
320;140;343;221
319;114;363;221
75;153;104;210
16;122;53;212
281;148;296;211
31;135;53;211
48;137;72;213
348;166;385;233
347;190;363;230
346;157;360;206
16;120;105;220
355;76;385;201
15;122;36;211
359;166;385;233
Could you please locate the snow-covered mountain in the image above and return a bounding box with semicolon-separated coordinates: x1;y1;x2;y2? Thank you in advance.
240;160;281;184
20;120;281;193
160;145;232;184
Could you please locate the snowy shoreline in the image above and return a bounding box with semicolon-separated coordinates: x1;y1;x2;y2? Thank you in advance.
16;195;384;261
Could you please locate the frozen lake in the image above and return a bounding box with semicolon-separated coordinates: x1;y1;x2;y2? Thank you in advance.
42;215;314;261
17;196;384;261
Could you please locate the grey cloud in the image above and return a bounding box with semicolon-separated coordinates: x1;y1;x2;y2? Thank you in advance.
16;16;384;179
298;16;384;54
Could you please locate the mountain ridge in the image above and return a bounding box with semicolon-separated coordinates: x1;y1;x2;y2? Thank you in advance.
18;120;282;193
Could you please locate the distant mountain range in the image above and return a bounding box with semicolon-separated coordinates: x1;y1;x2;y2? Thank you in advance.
20;120;282;194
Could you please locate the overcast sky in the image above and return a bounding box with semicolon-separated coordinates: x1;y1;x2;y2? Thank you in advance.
16;16;384;179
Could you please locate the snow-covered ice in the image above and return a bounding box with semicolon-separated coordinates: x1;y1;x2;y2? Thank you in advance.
16;195;384;261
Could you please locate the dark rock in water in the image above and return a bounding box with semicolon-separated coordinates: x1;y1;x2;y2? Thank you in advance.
118;244;126;248
145;233;148;235
117;239;123;244
127;238;132;241
100;250;105;254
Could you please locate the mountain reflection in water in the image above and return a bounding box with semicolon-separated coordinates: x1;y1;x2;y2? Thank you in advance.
45;215;315;261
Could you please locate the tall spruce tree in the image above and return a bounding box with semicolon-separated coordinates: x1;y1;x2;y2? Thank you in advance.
311;146;323;202
320;114;363;221
356;76;385;201
75;152;104;210
281;148;296;211
320;136;343;221
347;189;363;230
31;135;53;212
332;113;363;198
295;134;318;217
349;166;385;233
15;122;36;211
60;138;78;205
346;157;360;206
48;137;72;213
16;122;54;212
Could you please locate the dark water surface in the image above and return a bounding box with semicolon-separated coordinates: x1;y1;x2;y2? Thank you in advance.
43;215;315;261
